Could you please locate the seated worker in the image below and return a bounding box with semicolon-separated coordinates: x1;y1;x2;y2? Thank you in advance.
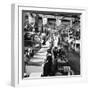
41;33;46;45
41;50;53;76
58;47;66;60
53;47;58;59
24;50;30;78
51;47;59;75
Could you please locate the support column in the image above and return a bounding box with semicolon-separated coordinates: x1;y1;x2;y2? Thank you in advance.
56;17;62;31
70;19;73;28
42;16;47;25
42;15;48;33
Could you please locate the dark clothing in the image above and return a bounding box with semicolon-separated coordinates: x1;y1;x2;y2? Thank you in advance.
53;48;58;59
43;54;53;76
42;37;46;45
58;48;66;59
51;59;58;75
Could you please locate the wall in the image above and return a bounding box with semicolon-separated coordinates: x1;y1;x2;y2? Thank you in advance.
0;0;90;89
